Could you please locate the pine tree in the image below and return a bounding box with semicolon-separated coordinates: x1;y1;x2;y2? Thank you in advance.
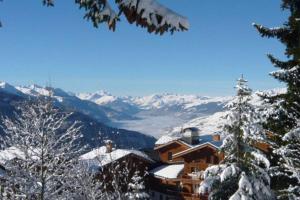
0;97;85;200
253;1;300;198
0;0;189;34
125;171;149;200
272;121;300;199
200;76;274;200
253;0;300;135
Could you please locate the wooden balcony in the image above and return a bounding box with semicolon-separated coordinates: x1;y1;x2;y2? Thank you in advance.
149;174;207;200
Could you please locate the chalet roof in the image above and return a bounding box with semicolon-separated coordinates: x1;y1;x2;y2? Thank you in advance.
79;146;154;170
173;142;220;158
198;135;223;147
155;134;222;152
154;139;192;150
155;135;181;145
150;164;184;179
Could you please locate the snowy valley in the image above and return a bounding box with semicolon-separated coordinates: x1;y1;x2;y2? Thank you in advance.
77;91;233;138
0;81;285;142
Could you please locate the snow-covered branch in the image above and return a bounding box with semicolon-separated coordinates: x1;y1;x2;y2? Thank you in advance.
0;97;85;199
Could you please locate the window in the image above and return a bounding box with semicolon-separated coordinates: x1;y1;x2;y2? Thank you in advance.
168;152;172;161
206;155;211;163
214;156;219;164
191;167;200;173
160;194;163;200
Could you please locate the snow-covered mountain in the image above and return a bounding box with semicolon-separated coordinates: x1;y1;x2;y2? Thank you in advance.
78;92;231;112
0;82;156;150
1;81;285;141
157;88;286;144
77;92;232;137
0;81;24;96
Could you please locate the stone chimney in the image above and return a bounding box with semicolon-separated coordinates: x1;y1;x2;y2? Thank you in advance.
212;134;221;142
104;140;113;153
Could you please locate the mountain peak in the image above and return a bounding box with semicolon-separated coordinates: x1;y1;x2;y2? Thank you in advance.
0;81;22;96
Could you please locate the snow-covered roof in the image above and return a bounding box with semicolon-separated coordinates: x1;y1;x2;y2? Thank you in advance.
198;135;223;147
154;139;191;150
155;133;222;153
0;147;25;165
79;146;154;170
155;135;179;145
173;142;221;158
150;164;184;179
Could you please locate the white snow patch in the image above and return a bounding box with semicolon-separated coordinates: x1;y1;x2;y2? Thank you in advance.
155;135;180;145
80;146;153;167
150;164;184;179
0;147;25;165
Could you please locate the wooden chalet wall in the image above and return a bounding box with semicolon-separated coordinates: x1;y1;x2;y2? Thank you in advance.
156;142;190;163
181;146;223;174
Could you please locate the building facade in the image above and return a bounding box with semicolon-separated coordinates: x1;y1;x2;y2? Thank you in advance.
149;128;223;200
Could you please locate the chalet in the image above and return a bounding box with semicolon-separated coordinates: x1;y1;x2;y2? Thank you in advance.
149;128;224;200
79;140;154;171
79;140;155;193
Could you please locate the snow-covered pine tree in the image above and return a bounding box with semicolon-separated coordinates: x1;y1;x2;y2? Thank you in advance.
253;0;300;136
1;0;189;34
253;1;300;198
125;170;149;200
200;76;274;200
273;121;300;199
0;97;85;200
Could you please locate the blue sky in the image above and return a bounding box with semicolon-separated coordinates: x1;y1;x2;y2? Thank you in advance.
0;0;287;96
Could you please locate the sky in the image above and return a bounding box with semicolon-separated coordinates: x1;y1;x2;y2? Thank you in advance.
0;0;288;96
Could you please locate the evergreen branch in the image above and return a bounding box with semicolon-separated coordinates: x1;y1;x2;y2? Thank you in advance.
253;23;289;39
75;0;119;31
267;54;298;70
43;0;54;7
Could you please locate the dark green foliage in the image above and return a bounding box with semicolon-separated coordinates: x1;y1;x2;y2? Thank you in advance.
0;0;189;34
209;175;240;200
254;1;300;198
43;0;54;7
254;0;300;134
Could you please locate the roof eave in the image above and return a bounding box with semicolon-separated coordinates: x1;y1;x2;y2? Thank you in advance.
172;142;220;158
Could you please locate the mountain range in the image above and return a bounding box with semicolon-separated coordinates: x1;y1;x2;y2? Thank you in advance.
1;81;284;149
0;82;156;150
77;91;233;137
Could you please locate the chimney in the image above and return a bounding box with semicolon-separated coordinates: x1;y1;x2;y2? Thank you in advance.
105;140;113;153
212;134;221;142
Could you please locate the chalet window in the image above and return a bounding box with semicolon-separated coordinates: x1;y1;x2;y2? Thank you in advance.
160;194;163;200
151;192;155;197
191;167;198;172
168;152;172;161
214;156;219;164
210;155;215;164
206;155;211;163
